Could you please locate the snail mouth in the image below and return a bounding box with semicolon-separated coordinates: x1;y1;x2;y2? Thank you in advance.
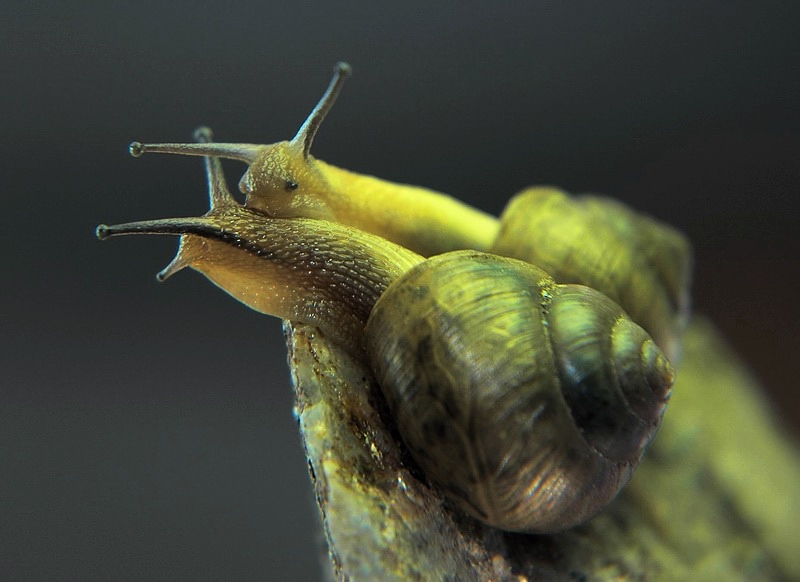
243;194;277;217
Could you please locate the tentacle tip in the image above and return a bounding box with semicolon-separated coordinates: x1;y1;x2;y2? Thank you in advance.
156;255;186;282
156;263;178;283
334;61;352;77
96;224;111;240
129;141;145;157
193;126;214;143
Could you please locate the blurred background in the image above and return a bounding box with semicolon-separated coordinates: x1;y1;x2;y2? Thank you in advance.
2;1;798;579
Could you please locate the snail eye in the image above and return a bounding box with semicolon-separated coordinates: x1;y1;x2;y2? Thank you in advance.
286;180;299;191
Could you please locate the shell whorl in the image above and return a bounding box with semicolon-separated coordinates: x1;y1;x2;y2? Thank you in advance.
364;251;673;533
491;188;692;362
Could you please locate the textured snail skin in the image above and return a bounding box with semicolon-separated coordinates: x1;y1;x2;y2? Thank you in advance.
365;252;673;533
97;202;423;358
491;188;692;361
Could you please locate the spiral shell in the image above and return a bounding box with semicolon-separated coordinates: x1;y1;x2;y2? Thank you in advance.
365;251;673;533
491;187;692;361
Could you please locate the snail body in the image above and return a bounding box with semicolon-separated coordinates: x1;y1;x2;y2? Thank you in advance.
128;63;692;359
127;62;499;258
97;126;674;532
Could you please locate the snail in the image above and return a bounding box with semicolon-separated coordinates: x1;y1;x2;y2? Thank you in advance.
126;62;500;258
97;128;675;533
124;62;692;360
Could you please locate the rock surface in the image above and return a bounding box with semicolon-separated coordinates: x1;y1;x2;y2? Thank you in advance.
286;317;800;581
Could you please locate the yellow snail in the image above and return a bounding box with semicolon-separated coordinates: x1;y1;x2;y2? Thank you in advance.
98;122;677;533
125;62;692;361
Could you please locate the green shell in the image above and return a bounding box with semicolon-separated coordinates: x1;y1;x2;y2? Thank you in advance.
490;188;692;361
364;251;673;533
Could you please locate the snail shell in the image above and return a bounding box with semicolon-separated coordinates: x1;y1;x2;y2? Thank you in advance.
366;251;673;533
491;187;692;361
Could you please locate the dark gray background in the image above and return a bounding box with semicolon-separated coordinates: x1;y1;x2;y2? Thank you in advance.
2;1;798;579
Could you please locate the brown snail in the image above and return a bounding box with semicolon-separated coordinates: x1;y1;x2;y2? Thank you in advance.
97;123;676;532
124;62;692;361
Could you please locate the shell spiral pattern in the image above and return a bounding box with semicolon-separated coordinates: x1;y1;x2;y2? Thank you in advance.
366;252;673;533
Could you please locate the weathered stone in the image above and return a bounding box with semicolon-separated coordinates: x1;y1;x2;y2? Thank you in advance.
286;317;800;581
